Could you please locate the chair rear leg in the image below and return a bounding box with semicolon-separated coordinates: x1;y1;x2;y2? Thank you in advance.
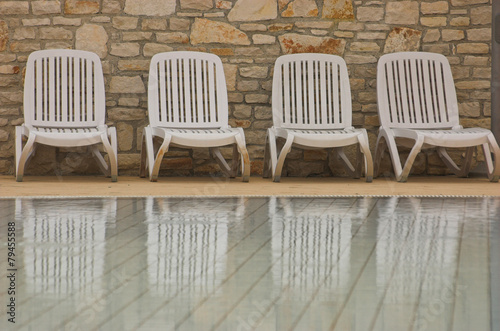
263;129;277;179
211;147;233;177
234;130;250;182
230;144;240;178
358;131;373;182
335;147;358;178
437;146;474;178
97;129;118;182
484;134;500;182
373;134;387;178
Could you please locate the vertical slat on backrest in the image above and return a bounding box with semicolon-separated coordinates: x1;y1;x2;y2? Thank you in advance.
73;57;81;124
279;63;293;123
307;60;315;125
319;61;328;126
202;60;209;122
326;62;333;125
158;60;167;122
195;59;203;124
408;59;423;124
170;58;180;124
422;59;436;125
208;60;217;124
332;62;340;126
80;58;86;122
295;61;303;125
48;57;55;123
86;58;94;122
385;62;399;125
397;59;411;125
434;61;449;123
61;56;68;123
183;58;191;124
35;58;43;122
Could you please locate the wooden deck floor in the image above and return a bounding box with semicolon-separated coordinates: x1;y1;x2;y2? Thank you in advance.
0;175;499;197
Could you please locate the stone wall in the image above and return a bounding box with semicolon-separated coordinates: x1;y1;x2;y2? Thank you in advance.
0;0;493;178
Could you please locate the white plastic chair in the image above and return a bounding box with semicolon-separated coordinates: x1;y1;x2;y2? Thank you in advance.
140;51;250;182
375;52;500;182
263;53;373;182
16;49;118;182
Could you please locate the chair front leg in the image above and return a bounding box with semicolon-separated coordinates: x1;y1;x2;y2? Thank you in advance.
16;131;37;182
273;133;294;182
398;135;424;182
150;134;172;182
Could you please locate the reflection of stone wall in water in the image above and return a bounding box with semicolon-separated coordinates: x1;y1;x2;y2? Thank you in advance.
0;1;492;177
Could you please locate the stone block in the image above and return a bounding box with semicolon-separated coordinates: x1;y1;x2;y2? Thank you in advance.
384;27;422;53
65;0;99;14
191;18;250;45
456;43;489;54
32;1;61;15
0;2;29;15
441;29;464;42
109;76;146;94
278;33;346;55
357;6;384;22
143;44;174;57
323;0;354;19
421;17;447;27
421;1;448;15
76;24;108;58
228;0;277;22
385;1;419;25
110;43;140;57
281;0;319;18
113;17;138;30
124;0;176;16
181;0;212;10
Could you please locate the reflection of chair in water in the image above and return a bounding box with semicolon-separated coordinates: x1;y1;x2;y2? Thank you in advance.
269;197;351;300
18;198;117;296
145;197;245;296
375;198;459;328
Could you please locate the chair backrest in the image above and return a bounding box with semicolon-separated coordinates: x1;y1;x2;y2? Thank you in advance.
377;52;460;129
23;49;106;129
272;53;353;130
148;51;229;129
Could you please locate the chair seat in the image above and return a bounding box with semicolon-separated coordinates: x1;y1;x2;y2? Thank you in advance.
392;127;493;148
150;127;242;148
277;128;364;147
30;126;106;147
